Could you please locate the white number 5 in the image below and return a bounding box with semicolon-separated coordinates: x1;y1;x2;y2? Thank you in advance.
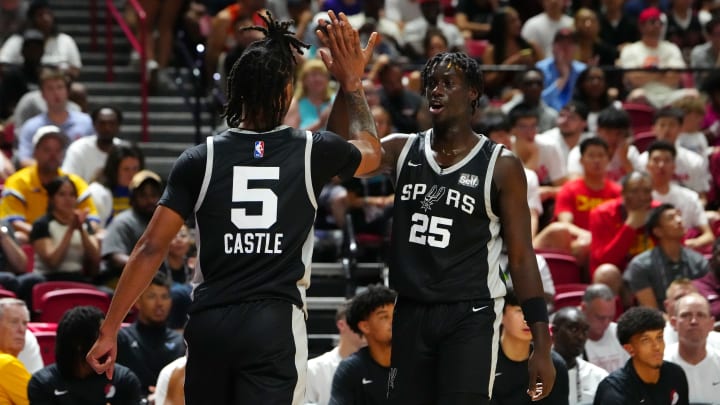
409;213;452;248
231;166;279;229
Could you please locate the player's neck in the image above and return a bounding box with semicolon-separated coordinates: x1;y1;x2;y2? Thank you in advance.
501;334;531;362
678;342;707;365
632;359;661;384
367;341;391;367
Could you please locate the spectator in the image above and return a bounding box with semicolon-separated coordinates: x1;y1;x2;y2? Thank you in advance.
567;107;640;182
306;303;366;405
0;221;30;295
536;28;588;112
644;141;713;250
329;285;395;405
673;95;711;157
99;170;162;288
283;59;334;131
701;71;720;144
87;144;145;227
0;297;31;405
572;67;622;134
10;85;81;133
664;293;720;404
0;0;82;78
661;278;720;348
690;17;720;85
27;306;142;404
664;0;704;62
482;7;543;99
618;7;696;109
593;307;689;405
692;238;720;322
551;307;608;404
0;29;45;123
16;67;93;168
574;8;619;68
17;329;43;374
538;101;591;170
402;0;465;64
589;171;655;292
491;287;569;405
376;58;431;133
624;203;709;309
0;125;99;244
137;0;184;90
0;0;28;44
501;68;559;132
581;284;630;373
116;272;186;397
454;0;495;39
154;356;186;405
638;107;709;196
62;106;126;183
384;0;421;25
521;0;574;56
345;0;403;58
598;0;640;49
157;225;194;330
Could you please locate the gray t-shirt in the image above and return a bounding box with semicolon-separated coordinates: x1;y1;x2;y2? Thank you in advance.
100;208;149;278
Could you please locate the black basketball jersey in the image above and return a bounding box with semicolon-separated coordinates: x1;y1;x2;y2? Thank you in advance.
390;130;507;302
159;126;360;313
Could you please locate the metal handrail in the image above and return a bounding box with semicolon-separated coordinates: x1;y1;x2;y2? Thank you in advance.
103;0;149;142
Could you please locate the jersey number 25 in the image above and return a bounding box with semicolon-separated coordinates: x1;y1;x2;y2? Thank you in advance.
409;213;452;248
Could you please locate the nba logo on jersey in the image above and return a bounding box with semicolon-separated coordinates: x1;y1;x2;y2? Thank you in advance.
254;141;265;158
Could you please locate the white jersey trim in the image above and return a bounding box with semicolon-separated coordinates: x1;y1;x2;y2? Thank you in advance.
424;129;488;175
395;133;418;184
291;303;309;405
304;131;317;209
483;145;504;222
194;136;214;213
487;297;505;395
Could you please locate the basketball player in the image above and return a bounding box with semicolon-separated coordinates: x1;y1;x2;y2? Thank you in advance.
86;12;381;405
323;24;556;404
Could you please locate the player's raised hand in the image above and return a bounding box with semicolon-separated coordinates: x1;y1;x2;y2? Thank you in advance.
316;10;377;92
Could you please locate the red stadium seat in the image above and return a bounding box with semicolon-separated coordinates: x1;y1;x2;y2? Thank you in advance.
32;281;99;315
633;131;657;153
554;283;590;295
553;290;585;310
27;322;58;333
623;103;656;135
0;288;16;298
35;288;111;323
465;39;488;58
539;251;582;285
33;330;57;365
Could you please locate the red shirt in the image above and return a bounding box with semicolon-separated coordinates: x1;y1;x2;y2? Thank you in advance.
554;178;622;230
589;198;656;275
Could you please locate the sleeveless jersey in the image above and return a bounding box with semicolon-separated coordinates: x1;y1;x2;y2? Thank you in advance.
390;130;507;302
160;126;360;313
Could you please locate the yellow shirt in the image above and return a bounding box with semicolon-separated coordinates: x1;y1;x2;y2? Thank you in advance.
0;352;30;405
0;166;99;225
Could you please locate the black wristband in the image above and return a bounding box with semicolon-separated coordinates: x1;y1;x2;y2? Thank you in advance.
520;296;549;325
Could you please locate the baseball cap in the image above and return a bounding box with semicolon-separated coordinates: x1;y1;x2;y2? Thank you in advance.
553;27;577;42
639;7;662;24
32;125;68;149
128;170;162;193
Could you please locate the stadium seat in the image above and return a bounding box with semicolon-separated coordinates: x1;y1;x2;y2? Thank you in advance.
32;281;100;315
633;131;657;153
35;288;111;323
539;251;582;285
554;283;590;295
27;322;58;333
465;39;488;59
0;288;15;298
623;103;656;135
553;290;585;310
33;330;57;365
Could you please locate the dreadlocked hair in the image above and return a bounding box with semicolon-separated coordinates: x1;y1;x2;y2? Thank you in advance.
421;52;484;114
224;11;310;130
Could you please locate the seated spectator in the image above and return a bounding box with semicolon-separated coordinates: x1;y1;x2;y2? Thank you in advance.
502;68;559;132
644;141;713;250
673;95;711;157
690;17;720;85
376;58;432;133
116;272;186;397
16;67;94;168
158;225;194;330
598;0;640;49
0;126;99;244
664;293;720;404
702;71;720;146
283;59;333;132
306;302;366;405
661;278;720;347
637;108;709;198
624;204;709;309
454;0;495;39
0;0;27;44
574;8;619;68
99;170;161;288
572;67;622;134
589;171;655;293
536;28;588;112
11;87;81;134
154;356;186;405
0;220;30;295
402;0;464;61
594;307;689;404
581;284;630;373
482;7;543;100
17;329;43;375
0;29;45;123
551;307;608;404
538;101;591;170
329;285;395;405
0;0;82;78
62;106;126;182
27;306;142;404
520;0;574;56
18;176;101;302
491;287;569;405
0;297;31;405
567;107;641;182
87;144;145;227
664;0;704;62
693;238;720;322
618;7;697;109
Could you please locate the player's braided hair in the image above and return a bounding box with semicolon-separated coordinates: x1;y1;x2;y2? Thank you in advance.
223;11;309;130
420;52;484;114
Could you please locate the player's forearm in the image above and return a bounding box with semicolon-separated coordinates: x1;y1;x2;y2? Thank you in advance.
327;88;350;139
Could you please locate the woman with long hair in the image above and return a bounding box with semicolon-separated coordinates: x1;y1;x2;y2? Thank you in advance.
283;58;335;131
573;66;621;133
88;144;145;227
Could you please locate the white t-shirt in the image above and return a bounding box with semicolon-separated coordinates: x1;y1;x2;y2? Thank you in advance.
568;358;608;405
638;144;710;193
664;344;720;404
678;131;710;158
525;168;543;216
383;0;421;23
521;13;574;56
567;142;641;182
538;127;592;171
532;136;568;184
88;182;113;227
652;183;708;229
17;329;43;374
154;355;187;405
305;346;342;405
584;322;630;373
61;136;124;182
0;32;82;68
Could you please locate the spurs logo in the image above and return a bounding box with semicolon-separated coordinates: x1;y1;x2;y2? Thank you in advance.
421;185;446;212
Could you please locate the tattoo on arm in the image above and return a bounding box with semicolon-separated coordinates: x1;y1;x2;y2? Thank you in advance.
344;88;378;141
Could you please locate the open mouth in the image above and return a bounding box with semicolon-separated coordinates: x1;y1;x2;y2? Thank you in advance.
429;101;444;113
